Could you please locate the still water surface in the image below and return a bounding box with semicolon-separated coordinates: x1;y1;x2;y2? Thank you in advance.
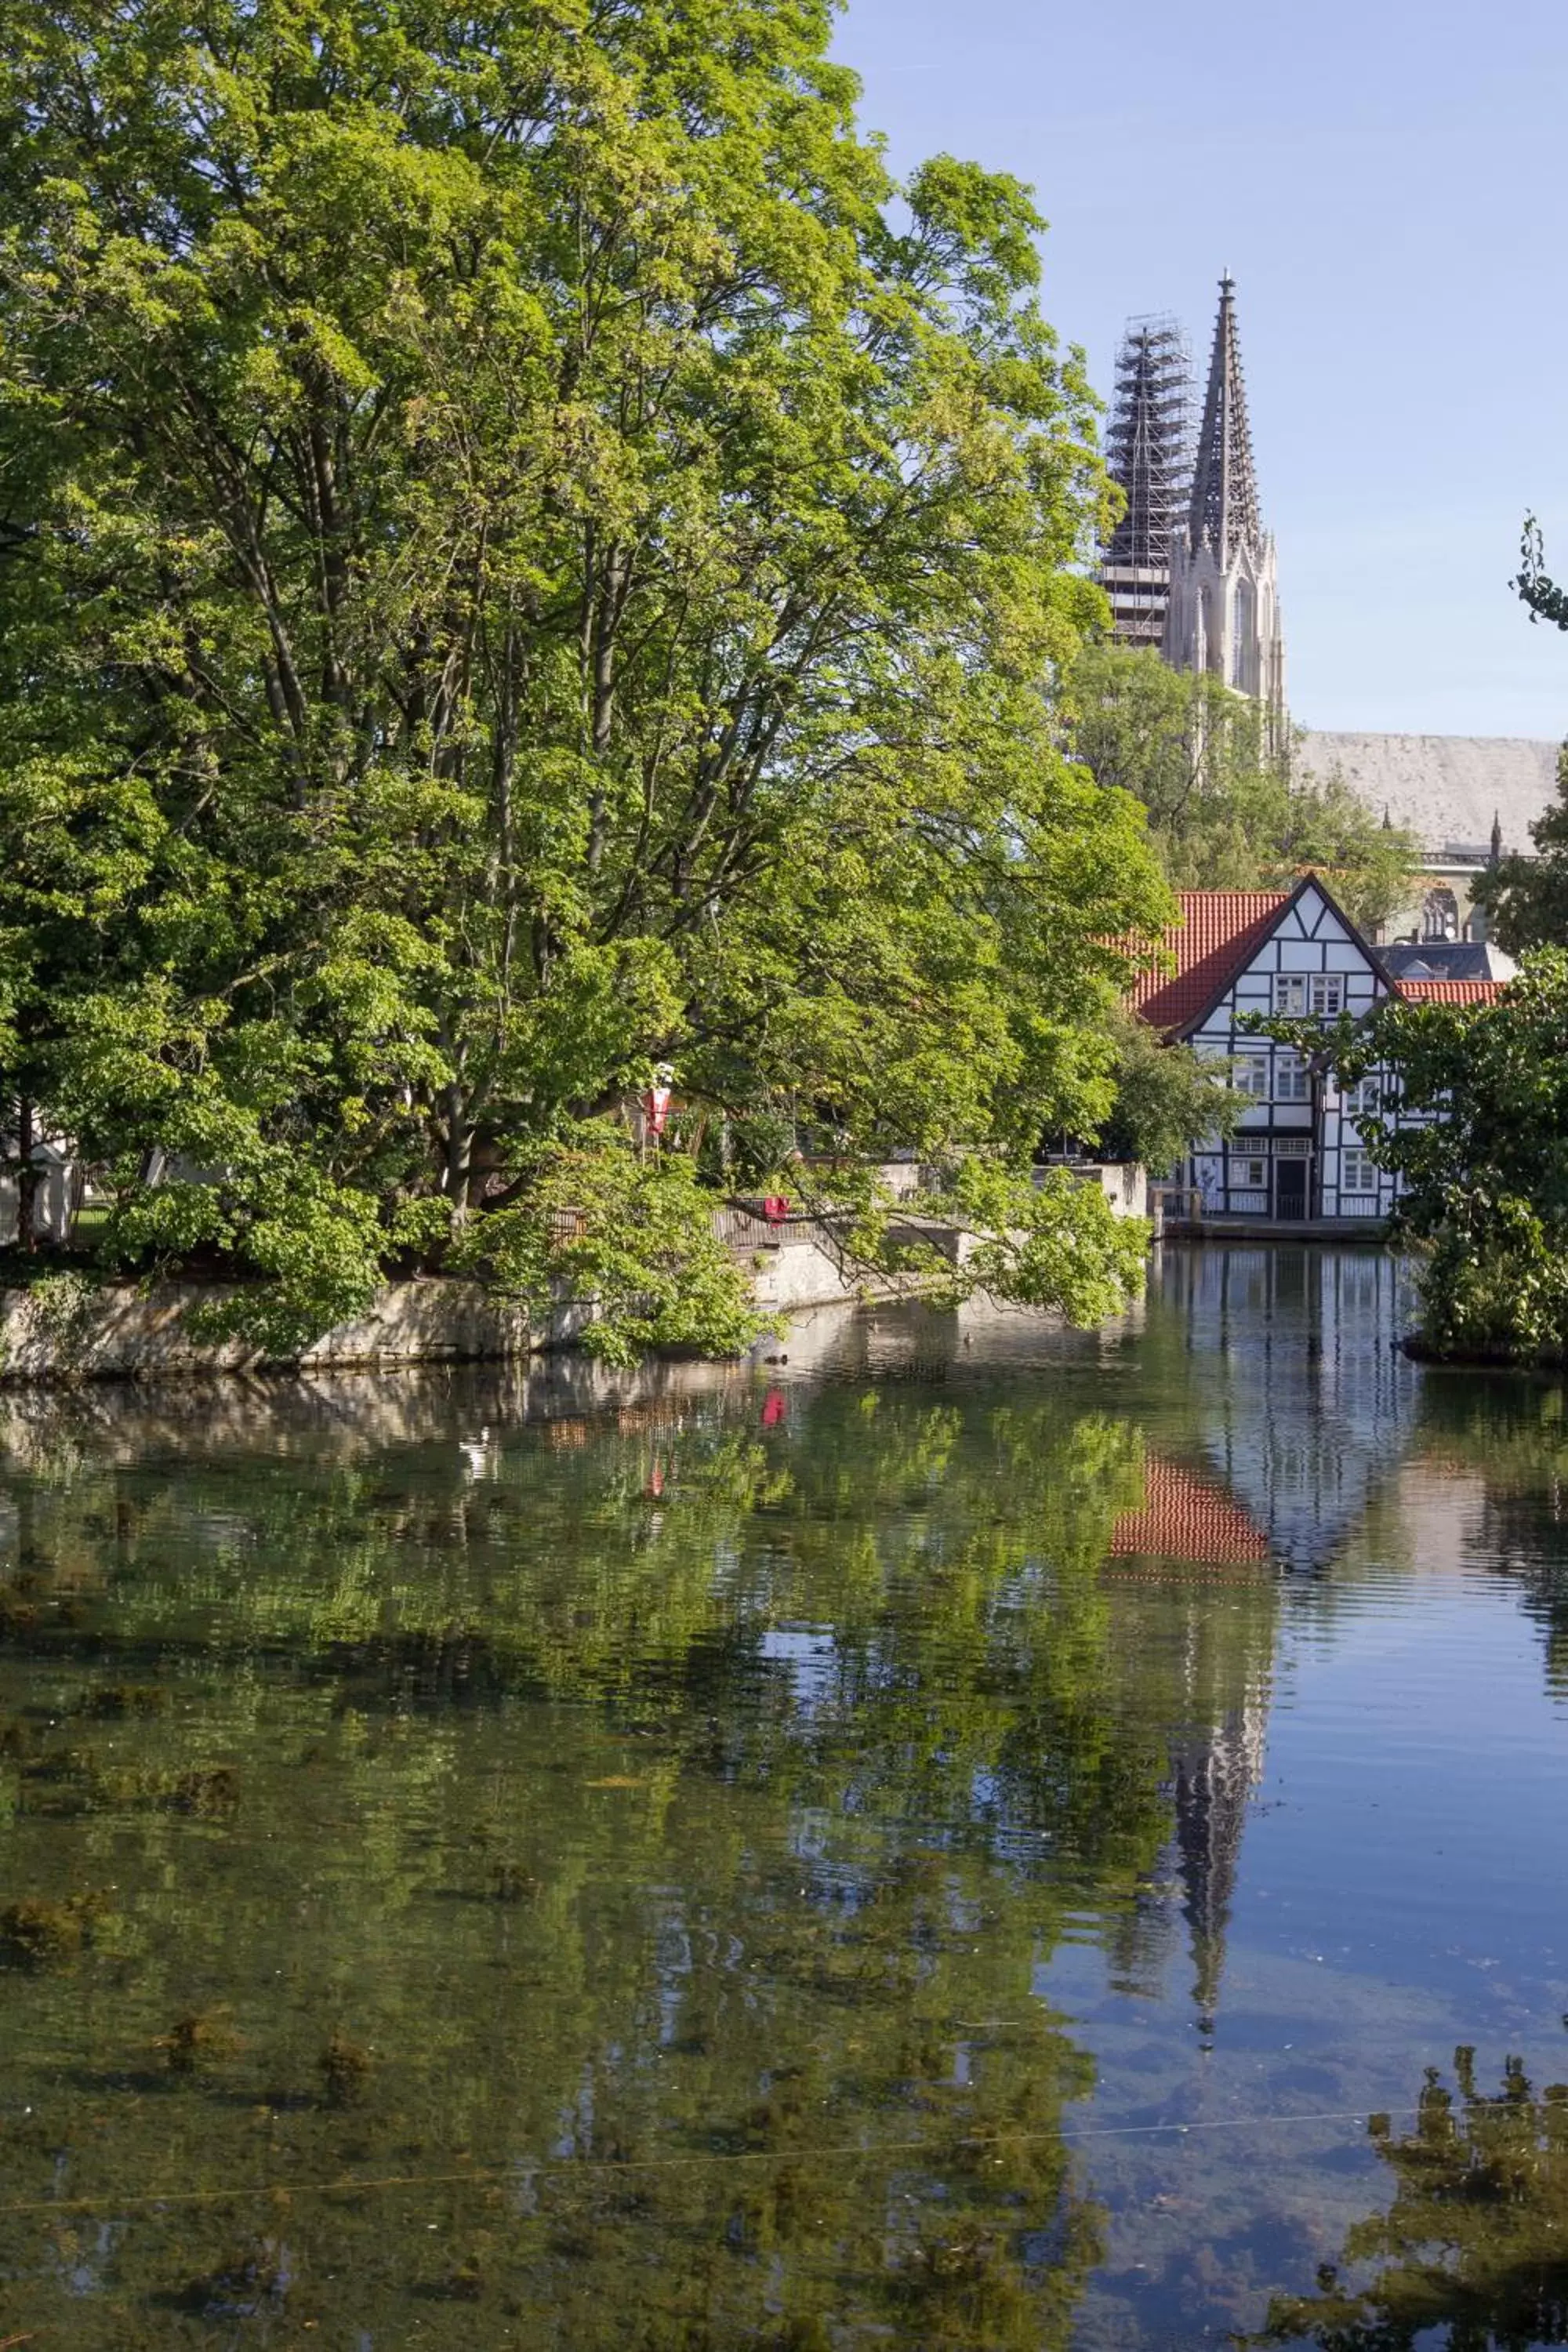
2;1246;1567;2347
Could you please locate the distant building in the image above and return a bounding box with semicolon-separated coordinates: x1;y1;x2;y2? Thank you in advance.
1297;731;1561;943
1380;939;1515;984
1132;877;1501;1223
1100;276;1285;725
1099;286;1561;935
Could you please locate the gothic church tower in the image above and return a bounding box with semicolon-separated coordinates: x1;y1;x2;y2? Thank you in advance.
1099;316;1192;652
1162;276;1286;723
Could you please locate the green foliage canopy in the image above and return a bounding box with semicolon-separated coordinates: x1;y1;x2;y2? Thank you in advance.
1090;1004;1243;1178
1067;644;1419;932
1319;954;1568;1361
0;0;1174;1348
1470;742;1568;953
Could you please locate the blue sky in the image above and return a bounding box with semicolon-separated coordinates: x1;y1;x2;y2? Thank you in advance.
832;0;1568;739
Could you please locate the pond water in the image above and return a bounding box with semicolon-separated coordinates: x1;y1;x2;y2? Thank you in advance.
2;1244;1568;2349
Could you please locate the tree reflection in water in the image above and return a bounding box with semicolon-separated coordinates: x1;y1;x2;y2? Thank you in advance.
1257;2046;1568;2350
0;1370;1276;2348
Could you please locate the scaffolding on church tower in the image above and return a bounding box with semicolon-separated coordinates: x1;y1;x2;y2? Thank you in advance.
1099;314;1194;651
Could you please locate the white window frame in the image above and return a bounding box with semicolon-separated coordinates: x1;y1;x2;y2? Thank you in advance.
1275;975;1308;1014
1341;1149;1379;1196
1276;1054;1311;1103
1233;1155;1269;1192
1234;1054;1269;1098
1342;1074;1385;1117
1310;975;1344;1017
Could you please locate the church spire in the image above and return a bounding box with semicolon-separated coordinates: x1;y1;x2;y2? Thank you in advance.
1187;274;1263;563
1162;271;1284;721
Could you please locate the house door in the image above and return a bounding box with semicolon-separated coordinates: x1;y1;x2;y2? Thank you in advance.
1275;1156;1309;1220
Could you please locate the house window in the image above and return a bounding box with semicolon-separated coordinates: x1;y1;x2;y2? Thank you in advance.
1341;1149;1379;1195
1234;1156;1269;1191
1276;974;1344;1017
1276;1054;1311;1102
1343;1074;1385;1116
1234;1054;1269;1098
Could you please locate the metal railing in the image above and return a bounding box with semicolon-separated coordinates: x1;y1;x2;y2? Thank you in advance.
710;1203;828;1250
546;1203;832;1253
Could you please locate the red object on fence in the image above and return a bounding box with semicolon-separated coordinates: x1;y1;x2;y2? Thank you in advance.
761;1194;790;1225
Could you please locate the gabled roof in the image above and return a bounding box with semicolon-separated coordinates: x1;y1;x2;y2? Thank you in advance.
1130;874;1397;1038
1131;891;1290;1033
1296;731;1558;858
1394;977;1504;1006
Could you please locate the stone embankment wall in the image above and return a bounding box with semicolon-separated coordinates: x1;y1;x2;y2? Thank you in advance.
0;1236;867;1385
0;1163;1147;1384
0;1279;533;1383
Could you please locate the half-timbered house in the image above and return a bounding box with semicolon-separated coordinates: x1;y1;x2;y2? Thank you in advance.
1131;877;1501;1223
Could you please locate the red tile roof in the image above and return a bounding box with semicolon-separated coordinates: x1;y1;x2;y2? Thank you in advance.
1394;978;1504;1005
1129;891;1290;1034
1109;1460;1271;1567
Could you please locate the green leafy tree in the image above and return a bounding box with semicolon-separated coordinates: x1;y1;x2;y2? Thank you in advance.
1067;644;1418;931
1091;1004;1243;1176
453;1117;768;1367
1317;955;1568;1362
1470;742;1568;951
0;0;1172;1350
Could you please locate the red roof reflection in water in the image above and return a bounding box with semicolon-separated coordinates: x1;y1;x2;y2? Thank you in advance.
1110;1459;1270;1568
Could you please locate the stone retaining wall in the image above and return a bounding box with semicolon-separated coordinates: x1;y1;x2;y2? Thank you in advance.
0;1278;532;1383
0;1188;1123;1382
0;1234;873;1384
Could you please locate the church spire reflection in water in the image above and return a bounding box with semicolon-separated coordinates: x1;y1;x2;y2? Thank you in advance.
1108;1449;1278;2038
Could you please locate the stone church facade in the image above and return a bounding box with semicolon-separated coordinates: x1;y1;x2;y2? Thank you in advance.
1101;274;1285;725
1100;281;1559;970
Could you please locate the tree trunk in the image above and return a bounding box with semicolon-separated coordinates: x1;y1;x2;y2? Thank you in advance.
16;1098;38;1254
442;1087;474;1221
